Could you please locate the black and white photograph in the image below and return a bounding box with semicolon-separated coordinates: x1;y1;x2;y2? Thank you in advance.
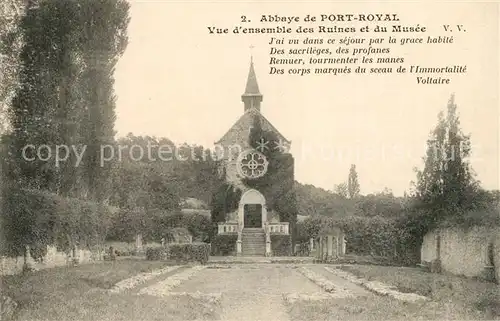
0;1;499;321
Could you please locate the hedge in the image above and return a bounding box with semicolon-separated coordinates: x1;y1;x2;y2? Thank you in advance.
1;188;114;259
145;247;168;261
169;243;210;264
146;243;210;264
271;234;292;256
210;234;237;256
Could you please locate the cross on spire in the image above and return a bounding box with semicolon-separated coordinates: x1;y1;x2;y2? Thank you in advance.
250;45;255;63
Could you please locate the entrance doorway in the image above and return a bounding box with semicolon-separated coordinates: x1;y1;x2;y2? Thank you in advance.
244;204;262;228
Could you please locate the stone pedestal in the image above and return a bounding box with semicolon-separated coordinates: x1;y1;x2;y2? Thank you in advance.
135;234;144;255
236;240;242;256
265;233;271;257
72;245;80;265
23;245;33;272
327;235;333;257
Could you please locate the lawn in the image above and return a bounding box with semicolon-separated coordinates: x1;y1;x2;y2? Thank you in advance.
339;264;500;319
286;294;487;321
1;259;219;321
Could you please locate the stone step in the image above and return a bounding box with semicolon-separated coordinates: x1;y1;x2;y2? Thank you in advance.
242;250;265;254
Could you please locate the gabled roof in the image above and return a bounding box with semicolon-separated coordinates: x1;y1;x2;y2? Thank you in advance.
215;107;290;145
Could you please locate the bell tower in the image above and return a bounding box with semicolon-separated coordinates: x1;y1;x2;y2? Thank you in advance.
241;57;263;112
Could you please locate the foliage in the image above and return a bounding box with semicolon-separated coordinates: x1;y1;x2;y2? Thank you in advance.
0;0;24;135
334;182;348;198
209;183;241;240
401;95;495;247
163;227;192;243
111;135;222;206
295;182;356;217
145;246;168;261
107;210;211;244
270;234;292;256
210;234;238;256
167;243;210;264
106;134;223;241
297;214;417;264
348;164;360;199
242;115;298;239
7;0;129;200
295;215;327;243
210;183;241;223
354;190;403;218
1;187;114;259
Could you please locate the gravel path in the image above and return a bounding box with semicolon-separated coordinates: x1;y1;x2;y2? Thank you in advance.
172;264;323;321
306;265;373;297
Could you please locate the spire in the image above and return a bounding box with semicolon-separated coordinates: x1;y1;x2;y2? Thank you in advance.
242;56;263;112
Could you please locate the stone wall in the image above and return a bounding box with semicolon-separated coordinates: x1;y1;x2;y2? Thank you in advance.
421;226;499;281
0;245;103;276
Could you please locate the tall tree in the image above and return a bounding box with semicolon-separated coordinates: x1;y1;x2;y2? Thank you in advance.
76;0;130;201
347;164;360;199
8;0;81;191
7;0;129;199
414;94;479;222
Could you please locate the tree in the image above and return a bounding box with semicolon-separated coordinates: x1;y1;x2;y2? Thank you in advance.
414;94;479;218
334;182;348;198
6;0;130;198
399;93;485;250
0;0;24;135
76;0;130;201
348;164;360;199
3;0;130;260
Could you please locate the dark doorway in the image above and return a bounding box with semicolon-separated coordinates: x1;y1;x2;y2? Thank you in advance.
244;204;262;228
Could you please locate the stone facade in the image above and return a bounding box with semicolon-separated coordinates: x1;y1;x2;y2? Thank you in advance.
421;226;499;282
217;108;289;189
0;245;102;276
215;59;292;256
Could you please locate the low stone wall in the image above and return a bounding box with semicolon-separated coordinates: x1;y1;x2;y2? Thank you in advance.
421;226;499;282
0;245;103;276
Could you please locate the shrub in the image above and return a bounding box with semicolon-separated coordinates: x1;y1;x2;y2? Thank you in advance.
145;247;168;260
168;243;210;264
271;234;292;256
145;243;210;264
210;234;237;256
2;187;114;259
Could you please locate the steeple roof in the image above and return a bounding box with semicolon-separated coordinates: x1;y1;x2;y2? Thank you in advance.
243;58;261;96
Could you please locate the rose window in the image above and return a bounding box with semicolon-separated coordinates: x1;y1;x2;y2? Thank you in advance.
237;150;269;179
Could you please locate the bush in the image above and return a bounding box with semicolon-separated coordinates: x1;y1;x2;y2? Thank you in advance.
2;187;114;258
168;243;210;264
271;234;292;256
211;234;237;256
145;247;168;260
145;243;210;264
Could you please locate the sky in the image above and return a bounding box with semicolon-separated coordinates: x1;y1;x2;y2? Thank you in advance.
113;1;499;196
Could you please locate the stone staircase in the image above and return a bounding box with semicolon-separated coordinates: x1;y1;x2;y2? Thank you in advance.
241;228;266;256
